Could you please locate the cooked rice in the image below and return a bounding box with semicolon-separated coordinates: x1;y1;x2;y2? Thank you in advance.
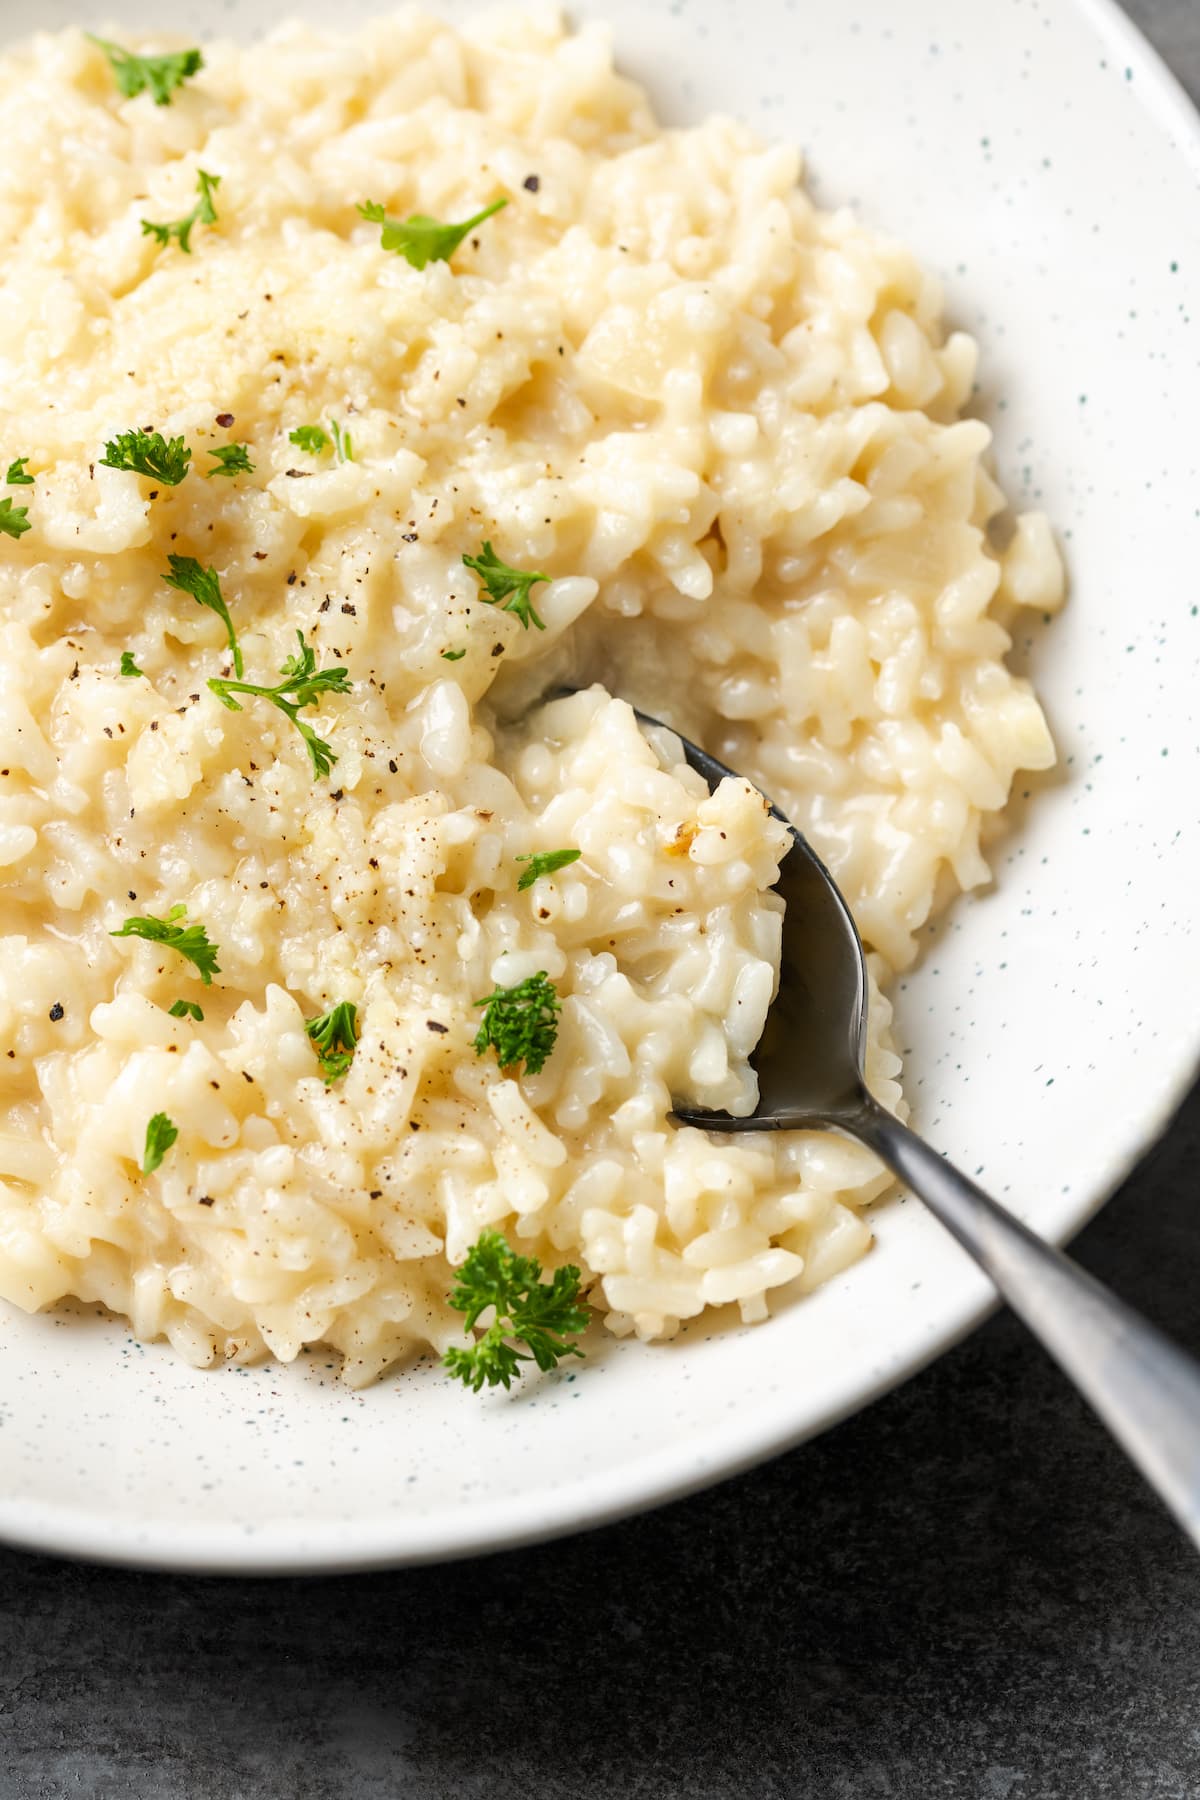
0;6;1062;1381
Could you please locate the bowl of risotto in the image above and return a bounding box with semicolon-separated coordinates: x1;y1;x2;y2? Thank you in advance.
0;0;1196;1571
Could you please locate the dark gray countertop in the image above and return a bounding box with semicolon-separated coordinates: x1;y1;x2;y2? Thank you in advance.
4;5;1200;1797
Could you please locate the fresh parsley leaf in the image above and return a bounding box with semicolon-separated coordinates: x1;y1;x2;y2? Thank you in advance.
168;998;204;1021
142;1111;179;1175
5;457;33;486
208;631;351;780
443;1230;587;1392
462;542;549;631
163;555;243;679
273;635;351;710
142;168;220;255
205;443;254;479
516;848;581;891
286;422;351;461
100;428;191;486
88;35;203;106
441;647;466;661
357;197;507;270
0;498;31;539
304;1001;358;1084
472;971;561;1076
119;651;145;678
111;904;221;985
288;425;330;455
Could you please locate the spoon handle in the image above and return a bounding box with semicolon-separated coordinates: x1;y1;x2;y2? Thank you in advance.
846;1093;1200;1548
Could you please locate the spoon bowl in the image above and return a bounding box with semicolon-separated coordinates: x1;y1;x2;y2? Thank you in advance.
662;721;868;1131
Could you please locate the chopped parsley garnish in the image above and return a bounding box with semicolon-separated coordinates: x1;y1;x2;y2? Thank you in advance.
119;651;145;678
472;971;561;1076
142;1112;179;1175
100;428;191;486
443;1230;587;1392
111;904;221;985
163;555;243;679
205;443;254;479
141;169;220;255
287;421;352;461
208;631;351;780
357;197;507;270
441;647;466;661
0;452;30;527
0;498;31;539
462;542;549;631
516;848;581;891
168;998;204;1021
329;419;353;464
304;1001;358;1083
87;35;204;106
288;425;329;455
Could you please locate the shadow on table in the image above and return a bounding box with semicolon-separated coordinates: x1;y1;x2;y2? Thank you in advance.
3;1082;1199;1800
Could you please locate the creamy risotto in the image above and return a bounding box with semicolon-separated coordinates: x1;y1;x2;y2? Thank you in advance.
0;7;1062;1383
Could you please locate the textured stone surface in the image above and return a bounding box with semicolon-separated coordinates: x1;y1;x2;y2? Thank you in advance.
2;6;1199;1797
1124;0;1200;99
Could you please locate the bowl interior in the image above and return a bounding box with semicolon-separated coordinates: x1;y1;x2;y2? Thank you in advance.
2;0;1199;1571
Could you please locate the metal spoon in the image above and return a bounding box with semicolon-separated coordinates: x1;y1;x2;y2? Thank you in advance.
641;706;1200;1547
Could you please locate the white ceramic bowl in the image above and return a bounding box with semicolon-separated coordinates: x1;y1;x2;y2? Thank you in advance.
1;0;1198;1573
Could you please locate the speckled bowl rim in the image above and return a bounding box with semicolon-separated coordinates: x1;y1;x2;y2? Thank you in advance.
2;0;1198;1576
